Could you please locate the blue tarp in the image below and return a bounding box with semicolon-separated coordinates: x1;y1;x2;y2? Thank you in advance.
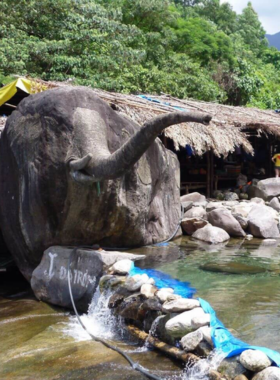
137;95;189;113
129;265;280;367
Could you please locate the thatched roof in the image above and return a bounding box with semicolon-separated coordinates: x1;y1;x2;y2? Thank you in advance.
2;78;280;157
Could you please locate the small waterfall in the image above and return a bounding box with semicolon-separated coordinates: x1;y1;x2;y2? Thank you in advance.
64;287;126;342
183;349;227;380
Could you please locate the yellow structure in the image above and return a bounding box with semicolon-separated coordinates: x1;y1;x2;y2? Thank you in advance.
0;78;32;107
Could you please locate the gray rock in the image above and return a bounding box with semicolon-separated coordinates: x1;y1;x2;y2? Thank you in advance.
98;251;145;268
162;298;200;313
252;367;280;380
192;225;230;244
224;192;239;201
141;296;162;312
165;307;206;337
193;201;208;208
206;202;225;212
125;274;150;291
31;246;104;312
240;349;272;372
232;203;254;218
140;284;158;298
248;205;280;238
181;218;208;235
181;192;206;203
99;274;125;290
198;326;213;346
257;178;280;200
180;329;203;352
109;259;133;275
269;197;280;212
218;357;248;378
196;340;214;357
182;201;193;213
208;208;246;237
232;214;248;230
222;201;239;208
184;206;207;220
191;313;211;329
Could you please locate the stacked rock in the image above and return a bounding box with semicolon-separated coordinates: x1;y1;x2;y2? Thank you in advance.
99;260;280;380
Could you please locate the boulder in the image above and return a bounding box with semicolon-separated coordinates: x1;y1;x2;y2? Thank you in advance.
115;293;144;321
141;296;163;312
198;326;213;346
108;287;132;308
182;201;193;213
200;262;267;275
181;218;208;235
206;202;225;212
162;298;200;313
252;367;280;380
165;307;206;337
191;313;211;329
232;203;254;218
184;206;207;220
31;246;104;312
207;209;246;237
257;178;280;200
269;197;280;212
240;350;272;372
109;259;133;275
180;329;203;352
251;197;265;205
181;192;206;203
232;214;248;230
248;205;280;238
192;225;230;244
125;274;151;291
140;284;158;299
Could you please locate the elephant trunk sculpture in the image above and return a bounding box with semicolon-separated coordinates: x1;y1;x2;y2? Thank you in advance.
0;86;211;280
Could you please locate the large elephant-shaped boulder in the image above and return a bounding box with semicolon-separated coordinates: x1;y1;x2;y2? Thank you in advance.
0;86;210;280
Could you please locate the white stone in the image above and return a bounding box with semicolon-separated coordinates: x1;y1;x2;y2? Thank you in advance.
251;197;265;205
246;234;253;240
206;202;225;212
180;329;203;352
198;326;213;346
269;197;280;212
232;203;254;218
252;366;280;380
109;259;133;275
248;205;280;238
240;350;272;372
184;206;207;220
207;208;245;237
166;294;182;302
165;307;206;337
125;274;150;291
192;225;230;244
140;283;158;298
191;313;211;329
181;192;206;203
162;298;200;313
156;288;174;303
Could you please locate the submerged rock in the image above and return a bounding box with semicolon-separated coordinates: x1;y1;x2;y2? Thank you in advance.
218;357;248;379
240;349;272;372
192;225;230;244
200;262;268;275
207;208;245;237
252;366;280;380
165;307;206;337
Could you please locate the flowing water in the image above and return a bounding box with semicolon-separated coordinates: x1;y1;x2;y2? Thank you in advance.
1;236;280;379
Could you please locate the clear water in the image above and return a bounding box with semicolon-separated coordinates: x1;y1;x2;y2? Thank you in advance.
1;236;280;379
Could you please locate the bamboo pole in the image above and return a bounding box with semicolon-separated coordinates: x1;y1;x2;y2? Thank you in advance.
127;325;200;365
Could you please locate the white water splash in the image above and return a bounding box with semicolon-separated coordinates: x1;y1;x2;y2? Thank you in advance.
183;349;227;380
63;287;126;342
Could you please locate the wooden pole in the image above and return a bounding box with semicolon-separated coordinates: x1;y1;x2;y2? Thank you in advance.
127;324;199;365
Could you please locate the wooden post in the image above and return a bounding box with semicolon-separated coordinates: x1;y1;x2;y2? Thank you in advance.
207;151;210;198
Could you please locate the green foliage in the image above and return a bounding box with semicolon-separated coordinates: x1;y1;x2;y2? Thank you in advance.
0;0;279;108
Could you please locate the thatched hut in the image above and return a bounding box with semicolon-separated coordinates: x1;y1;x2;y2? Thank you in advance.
2;78;280;196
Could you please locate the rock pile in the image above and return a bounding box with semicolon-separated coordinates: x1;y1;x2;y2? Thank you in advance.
100;260;280;380
180;190;280;243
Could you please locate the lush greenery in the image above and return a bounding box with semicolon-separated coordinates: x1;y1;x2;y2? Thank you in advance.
1;0;280;108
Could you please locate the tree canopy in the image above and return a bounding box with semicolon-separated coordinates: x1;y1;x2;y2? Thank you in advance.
1;0;280;108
